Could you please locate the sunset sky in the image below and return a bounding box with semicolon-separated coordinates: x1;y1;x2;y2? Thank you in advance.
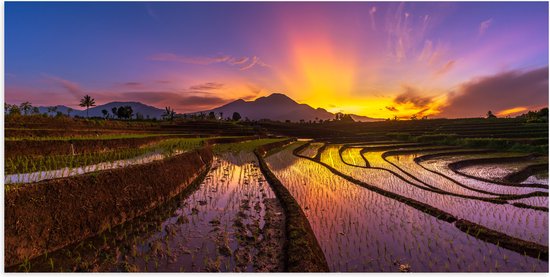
5;2;549;118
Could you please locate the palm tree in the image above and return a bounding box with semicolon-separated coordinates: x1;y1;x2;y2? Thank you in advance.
19;102;32;115
162;106;175;121
79;95;96;118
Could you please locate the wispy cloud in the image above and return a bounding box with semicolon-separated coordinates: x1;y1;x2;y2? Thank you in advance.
43;74;83;99
149;53;270;71
479;18;493;37
434;60;456;76
189;82;224;91
384;3;434;63
369;6;377;30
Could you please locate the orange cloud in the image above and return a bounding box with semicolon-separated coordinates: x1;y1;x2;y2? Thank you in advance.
497;106;528;117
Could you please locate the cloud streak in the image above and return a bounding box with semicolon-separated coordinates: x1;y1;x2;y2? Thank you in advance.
43;75;84;100
479;18;493;36
149;53;270;71
434;60;456;76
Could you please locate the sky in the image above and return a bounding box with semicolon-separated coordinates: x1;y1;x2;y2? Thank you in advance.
5;2;549;118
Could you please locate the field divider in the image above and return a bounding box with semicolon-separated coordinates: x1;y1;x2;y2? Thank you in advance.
339;144;371;167
414;151;549;191
337;144;509;204
412;153;549;201
294;142;549;261
294;143;458;222
254;139;330;272
4;136;267;268
381;149;548;203
339;144;446;192
362;147;458;192
447;155;548;189
5;146;214;268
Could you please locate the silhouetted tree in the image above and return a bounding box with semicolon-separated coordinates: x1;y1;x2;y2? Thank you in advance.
112;107;118;118
32;107;40;115
9;104;20;115
340;114;355;122
208;111;216;120
219;112;223;120
116;106;133;119
101;109;109;119
486;110;497;119
20;102;32;115
162;106;176;121
79;95;96;118
47;106;56;116
67;107;74;117
410;114;418;120
232;112;242;121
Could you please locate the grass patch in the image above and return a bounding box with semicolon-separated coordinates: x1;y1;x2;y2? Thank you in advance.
6;138;208;175
5;133;178;141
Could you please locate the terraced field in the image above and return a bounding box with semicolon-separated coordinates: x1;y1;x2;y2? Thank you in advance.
4;118;549;272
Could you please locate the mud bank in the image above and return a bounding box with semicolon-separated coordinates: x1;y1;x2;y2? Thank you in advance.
254;139;330;272
5;147;213;268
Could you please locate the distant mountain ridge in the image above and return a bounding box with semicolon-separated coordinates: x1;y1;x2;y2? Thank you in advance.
204;93;382;122
33;93;382;121
38;102;165;119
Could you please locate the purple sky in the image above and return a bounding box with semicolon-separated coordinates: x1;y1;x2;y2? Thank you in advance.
5;2;548;118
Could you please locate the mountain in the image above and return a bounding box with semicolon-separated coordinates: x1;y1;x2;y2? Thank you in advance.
204;93;382;122
37;105;79;116
38;102;165;119
81;101;165;119
33;94;383;121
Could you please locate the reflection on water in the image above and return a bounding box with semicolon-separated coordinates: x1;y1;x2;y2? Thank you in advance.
318;144;547;245
5;149;186;184
266;143;547;272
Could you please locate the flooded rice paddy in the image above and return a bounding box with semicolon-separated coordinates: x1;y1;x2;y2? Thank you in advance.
266;143;547;271
10;140;548;272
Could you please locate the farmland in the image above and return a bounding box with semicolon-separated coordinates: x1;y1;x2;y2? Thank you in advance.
4;116;548;272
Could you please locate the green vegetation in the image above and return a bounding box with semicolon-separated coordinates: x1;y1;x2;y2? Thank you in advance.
5;133;179;141
388;133;548;154
6;138;207;175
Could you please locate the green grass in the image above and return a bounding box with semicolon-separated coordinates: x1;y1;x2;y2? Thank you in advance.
389;132;548;154
5;133;179;141
5;138;208;175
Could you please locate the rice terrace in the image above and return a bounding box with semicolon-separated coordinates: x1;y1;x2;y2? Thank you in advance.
4;1;549;273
